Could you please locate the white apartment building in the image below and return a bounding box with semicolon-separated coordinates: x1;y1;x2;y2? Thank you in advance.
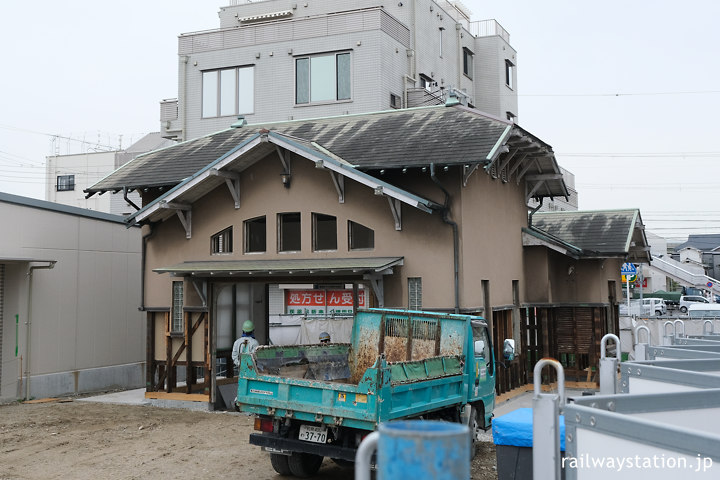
46;133;172;215
160;0;519;141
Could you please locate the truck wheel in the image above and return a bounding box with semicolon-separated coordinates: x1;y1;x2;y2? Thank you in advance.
270;453;292;476
680;306;688;313
470;405;485;459
288;452;323;477
655;310;663;316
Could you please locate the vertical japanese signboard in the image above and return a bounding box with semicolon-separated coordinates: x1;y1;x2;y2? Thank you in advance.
285;289;366;314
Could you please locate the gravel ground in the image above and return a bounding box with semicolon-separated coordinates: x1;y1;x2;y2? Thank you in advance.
0;399;499;480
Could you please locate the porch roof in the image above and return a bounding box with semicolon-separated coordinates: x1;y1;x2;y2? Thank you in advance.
154;256;404;277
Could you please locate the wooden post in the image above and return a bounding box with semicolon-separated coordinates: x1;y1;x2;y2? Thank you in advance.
146;312;155;391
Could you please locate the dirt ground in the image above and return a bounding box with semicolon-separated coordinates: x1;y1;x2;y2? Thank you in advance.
0;399;498;480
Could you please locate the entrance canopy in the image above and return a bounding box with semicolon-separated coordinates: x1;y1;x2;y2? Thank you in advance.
154;256;403;277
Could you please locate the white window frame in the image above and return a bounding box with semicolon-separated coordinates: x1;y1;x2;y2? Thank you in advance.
408;277;422;310
172;281;184;334
505;60;514;89
211;227;233;255
295;52;352;105
202;65;255;118
463;48;474;79
56;174;75;192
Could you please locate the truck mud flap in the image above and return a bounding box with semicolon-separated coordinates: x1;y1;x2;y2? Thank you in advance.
250;433;357;461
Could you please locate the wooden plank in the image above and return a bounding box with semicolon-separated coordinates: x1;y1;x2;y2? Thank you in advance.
165;312;173;393
144;392;210;402
186;311;193;394
146;311;155;391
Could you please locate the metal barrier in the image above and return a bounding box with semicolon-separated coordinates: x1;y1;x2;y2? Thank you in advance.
532;358;565;479
634;325;650;361
599;334;621;395
564;389;720;478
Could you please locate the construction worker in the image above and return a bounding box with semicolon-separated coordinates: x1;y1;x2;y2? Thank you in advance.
232;320;260;367
319;331;331;344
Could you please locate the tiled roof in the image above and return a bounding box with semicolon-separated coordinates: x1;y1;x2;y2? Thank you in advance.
531;209;650;261
87;106;515;193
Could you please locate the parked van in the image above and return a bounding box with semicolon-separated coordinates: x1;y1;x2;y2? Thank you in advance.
679;295;710;313
688;303;720;318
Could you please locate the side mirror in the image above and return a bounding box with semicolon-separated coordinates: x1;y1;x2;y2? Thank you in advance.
503;339;516;361
474;340;486;356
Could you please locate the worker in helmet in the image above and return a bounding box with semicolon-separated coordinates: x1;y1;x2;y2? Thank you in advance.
232;320;260;367
319;331;331;344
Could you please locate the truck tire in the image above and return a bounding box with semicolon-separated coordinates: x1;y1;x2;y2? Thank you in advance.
680;306;688;313
270;453;292;476
470;405;485;459
655;310;663;316
288;452;323;477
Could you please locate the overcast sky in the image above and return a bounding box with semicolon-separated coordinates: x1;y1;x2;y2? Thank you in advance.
1;0;718;242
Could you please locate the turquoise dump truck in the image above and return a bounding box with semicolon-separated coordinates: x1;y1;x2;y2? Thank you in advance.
235;308;501;477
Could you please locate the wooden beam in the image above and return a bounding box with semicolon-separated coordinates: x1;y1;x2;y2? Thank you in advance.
329;170;345;203
146;312;155;392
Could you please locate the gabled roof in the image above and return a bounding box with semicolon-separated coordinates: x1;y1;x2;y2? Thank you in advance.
528;209;651;263
86;105;567;202
674;234;720;253
128;130;443;226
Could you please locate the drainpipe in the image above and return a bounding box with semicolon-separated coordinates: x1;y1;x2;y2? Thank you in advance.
430;163;460;314
25;261;56;400
139;223;156;311
528;198;544;228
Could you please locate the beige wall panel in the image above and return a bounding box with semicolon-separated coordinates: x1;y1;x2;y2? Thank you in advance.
459;170;528;309
523;248;550;303
144;153;457;310
153;316;167;362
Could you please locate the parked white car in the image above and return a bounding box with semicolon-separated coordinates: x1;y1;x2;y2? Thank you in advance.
679;295;710;313
641;298;667;316
619;298;667;316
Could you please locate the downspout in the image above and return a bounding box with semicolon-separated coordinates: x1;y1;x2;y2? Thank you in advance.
430;163;460;314
25;261;56;400
123;186;140;212
527;198;543;228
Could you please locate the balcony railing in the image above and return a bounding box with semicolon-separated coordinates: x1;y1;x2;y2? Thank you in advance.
468;19;510;43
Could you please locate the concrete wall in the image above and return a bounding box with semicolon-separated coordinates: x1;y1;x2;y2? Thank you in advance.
45;152;116;212
0;200;143;401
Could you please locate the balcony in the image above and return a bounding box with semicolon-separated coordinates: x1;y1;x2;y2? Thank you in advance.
468;19;510;43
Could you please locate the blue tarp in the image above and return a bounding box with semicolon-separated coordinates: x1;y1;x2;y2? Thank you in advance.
492;407;566;451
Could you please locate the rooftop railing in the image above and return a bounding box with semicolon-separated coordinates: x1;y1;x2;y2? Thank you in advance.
468;19;510;43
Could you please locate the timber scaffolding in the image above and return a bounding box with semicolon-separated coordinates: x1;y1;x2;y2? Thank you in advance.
145;307;216;403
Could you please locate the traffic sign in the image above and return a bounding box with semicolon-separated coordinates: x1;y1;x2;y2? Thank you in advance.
621;263;637;276
708;281;714;288
622;274;637;283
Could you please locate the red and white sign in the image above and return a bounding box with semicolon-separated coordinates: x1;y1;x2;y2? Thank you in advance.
286;289;366;314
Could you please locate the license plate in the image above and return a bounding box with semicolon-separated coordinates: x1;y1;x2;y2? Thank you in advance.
298;424;328;444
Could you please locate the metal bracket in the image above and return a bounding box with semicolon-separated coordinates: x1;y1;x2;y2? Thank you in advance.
329;170;345;203
209;169;241;209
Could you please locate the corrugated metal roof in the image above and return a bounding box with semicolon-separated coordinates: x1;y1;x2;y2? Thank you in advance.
0;191;128;224
154;257;404;276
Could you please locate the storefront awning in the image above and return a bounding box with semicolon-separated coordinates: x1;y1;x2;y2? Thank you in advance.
154;257;404;277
